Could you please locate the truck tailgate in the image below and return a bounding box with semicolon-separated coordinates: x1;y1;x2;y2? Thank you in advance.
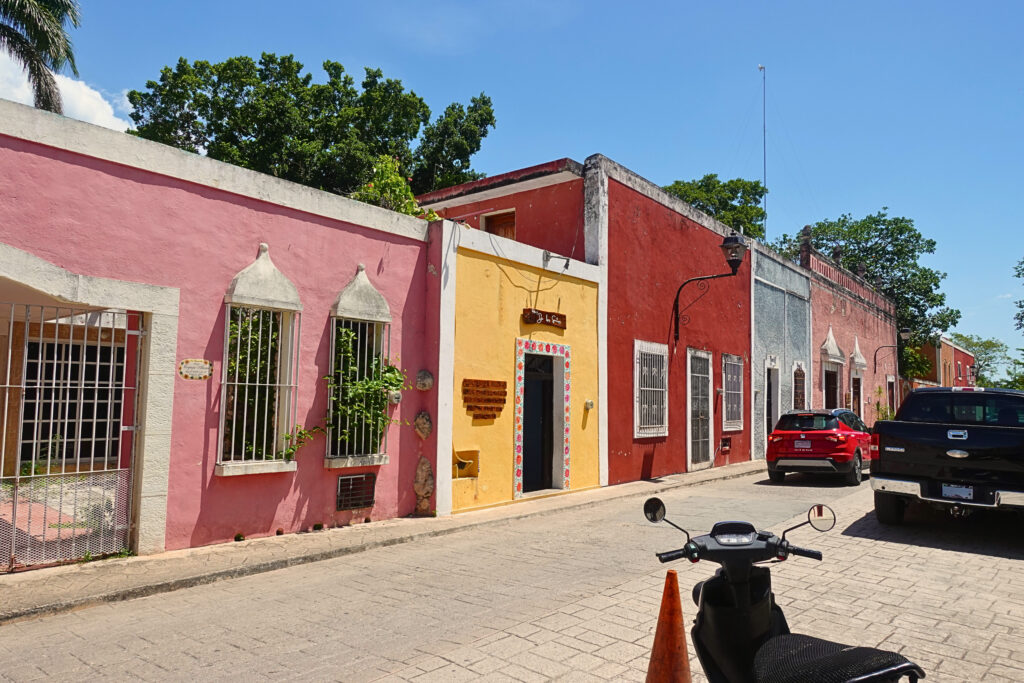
876;421;1024;491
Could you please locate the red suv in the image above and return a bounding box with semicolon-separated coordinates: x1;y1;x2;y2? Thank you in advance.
766;409;872;486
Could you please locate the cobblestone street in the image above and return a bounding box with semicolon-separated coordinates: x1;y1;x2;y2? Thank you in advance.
2;472;1023;682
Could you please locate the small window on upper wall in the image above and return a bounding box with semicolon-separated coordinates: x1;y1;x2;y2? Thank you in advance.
723;354;744;431
483;211;516;240
957;362;963;380
793;366;806;410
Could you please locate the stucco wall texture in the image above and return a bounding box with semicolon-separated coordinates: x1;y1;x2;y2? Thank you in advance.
450;249;600;512
605;180;752;483
0;134;436;550
808;270;896;424
752;248;811;460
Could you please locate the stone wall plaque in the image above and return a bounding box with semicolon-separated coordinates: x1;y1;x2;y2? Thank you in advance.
462;379;507;419
179;359;213;380
522;308;566;329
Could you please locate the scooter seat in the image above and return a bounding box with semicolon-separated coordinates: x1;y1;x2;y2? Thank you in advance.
754;633;925;683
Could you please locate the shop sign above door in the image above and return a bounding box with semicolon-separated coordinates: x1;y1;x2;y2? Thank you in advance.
462;379;507;419
522;308;566;329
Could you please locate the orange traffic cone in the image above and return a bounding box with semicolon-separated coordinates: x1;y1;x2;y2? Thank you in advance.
646;569;692;683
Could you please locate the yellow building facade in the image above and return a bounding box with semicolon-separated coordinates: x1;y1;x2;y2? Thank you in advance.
450;247;600;512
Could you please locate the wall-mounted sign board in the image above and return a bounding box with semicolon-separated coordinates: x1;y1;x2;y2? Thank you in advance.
462;379;507;419
522;308;566;329
179;359;213;380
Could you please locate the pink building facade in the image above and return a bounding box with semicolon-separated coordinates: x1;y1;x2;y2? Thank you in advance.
0;100;440;566
800;242;898;423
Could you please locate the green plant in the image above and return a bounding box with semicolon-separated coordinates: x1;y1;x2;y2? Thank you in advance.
234;533;245;542
351;155;440;221
277;424;323;462
327;326;407;456
312;522;324;531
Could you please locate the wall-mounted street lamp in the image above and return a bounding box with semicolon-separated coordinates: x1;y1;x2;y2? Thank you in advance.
872;328;912;371
672;232;748;343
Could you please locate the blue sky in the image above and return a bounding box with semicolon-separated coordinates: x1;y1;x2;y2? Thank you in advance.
4;1;1023;366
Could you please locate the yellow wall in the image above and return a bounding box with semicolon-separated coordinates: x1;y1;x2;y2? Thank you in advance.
452;248;600;512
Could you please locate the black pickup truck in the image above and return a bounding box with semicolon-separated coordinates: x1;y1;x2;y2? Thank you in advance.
870;387;1024;524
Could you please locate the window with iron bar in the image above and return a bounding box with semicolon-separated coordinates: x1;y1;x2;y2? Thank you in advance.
634;340;668;438
327;318;392;458
793;366;806;410
337;473;376;510
219;305;300;464
723;354;744;431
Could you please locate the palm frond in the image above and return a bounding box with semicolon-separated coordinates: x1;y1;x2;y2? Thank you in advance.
0;23;62;112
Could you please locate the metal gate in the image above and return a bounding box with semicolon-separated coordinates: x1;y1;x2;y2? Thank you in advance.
0;304;140;570
688;349;712;471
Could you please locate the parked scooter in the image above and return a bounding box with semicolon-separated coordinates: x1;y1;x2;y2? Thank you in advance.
643;498;925;683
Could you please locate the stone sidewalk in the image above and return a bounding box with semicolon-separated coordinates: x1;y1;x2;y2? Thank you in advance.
0;460;764;625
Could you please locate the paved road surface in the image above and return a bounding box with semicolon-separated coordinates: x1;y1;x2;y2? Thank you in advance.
1;472;1022;682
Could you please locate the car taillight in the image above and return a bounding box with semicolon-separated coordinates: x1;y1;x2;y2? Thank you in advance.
870;433;879;453
770;435;784;443
825;433;847;444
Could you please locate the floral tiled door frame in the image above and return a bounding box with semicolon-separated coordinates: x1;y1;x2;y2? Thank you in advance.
514;338;571;498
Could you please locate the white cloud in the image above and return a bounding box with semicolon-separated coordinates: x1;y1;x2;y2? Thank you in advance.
0;52;131;131
997;293;1014;299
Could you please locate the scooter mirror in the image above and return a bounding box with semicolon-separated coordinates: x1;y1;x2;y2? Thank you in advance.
807;504;836;532
644;497;666;523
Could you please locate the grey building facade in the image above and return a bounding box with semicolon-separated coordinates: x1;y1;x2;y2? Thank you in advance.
751;245;812;460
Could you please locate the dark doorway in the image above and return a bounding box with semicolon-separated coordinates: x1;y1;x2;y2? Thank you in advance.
852;376;862;416
825;368;839;409
522;354;553;492
765;368;775;438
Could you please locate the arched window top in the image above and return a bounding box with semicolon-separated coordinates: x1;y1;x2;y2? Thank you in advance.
332;264;391;323
225;243;302;311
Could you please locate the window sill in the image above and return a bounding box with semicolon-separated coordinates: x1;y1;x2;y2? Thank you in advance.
722;424;744;433
215;461;297;477
324;454;389;469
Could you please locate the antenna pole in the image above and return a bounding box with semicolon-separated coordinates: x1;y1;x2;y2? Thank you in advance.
759;64;766;239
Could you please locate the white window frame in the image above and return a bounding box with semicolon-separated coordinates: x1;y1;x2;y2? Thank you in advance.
722;353;744;432
217;304;300;472
634;340;668;438
957;361;963;381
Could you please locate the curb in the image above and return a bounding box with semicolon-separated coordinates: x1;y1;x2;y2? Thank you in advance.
0;460;766;625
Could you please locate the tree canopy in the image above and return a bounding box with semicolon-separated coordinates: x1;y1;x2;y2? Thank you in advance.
948;333;1007;387
1014;257;1024;332
771;210;960;377
127;53;496;196
0;0;81;113
662;174;767;239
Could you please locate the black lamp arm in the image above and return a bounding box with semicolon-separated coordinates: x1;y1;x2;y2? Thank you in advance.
672;270;738;343
873;344;898;371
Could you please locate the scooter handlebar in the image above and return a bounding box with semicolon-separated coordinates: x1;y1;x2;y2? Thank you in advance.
785;544;823;561
656;548;690;563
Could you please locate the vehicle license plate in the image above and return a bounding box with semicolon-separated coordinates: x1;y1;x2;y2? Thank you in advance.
794;440;811;449
941;483;973;501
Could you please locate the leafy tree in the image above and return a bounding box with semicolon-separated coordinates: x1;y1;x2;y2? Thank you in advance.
128;53;495;196
0;0;81;113
949;333;1008;387
1014;258;1024;332
772;210;960;377
1005;349;1024;390
410;96;495;194
662;174;767;239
